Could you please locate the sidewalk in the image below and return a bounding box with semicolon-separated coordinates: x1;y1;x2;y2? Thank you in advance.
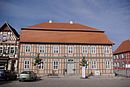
41;74;129;80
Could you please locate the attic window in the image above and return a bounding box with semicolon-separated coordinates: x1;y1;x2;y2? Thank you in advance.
2;35;7;42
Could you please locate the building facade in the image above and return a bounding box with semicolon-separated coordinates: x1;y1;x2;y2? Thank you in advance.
0;22;19;71
113;39;130;76
19;21;114;76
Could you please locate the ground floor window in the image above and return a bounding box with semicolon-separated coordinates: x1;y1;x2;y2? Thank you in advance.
38;60;44;69
91;60;97;69
86;60;89;69
105;60;111;69
53;61;59;70
24;60;30;70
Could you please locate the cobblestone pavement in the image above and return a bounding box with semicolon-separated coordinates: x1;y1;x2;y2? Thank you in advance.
0;76;130;87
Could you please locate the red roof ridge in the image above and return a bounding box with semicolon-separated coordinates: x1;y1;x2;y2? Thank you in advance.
27;22;102;32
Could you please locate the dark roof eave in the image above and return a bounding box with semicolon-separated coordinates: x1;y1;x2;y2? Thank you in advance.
113;50;130;55
21;28;104;33
20;41;113;45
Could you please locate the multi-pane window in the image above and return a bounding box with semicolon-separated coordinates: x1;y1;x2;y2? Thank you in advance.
86;60;89;69
121;54;124;58
39;45;45;53
68;46;73;53
25;45;31;53
24;60;30;70
2;35;7;41
38;60;44;69
0;46;3;54
82;46;88;53
53;46;59;53
116;55;118;59
3;47;9;54
91;60;97;69
90;46;96;54
105;60;111;69
10;47;15;54
104;46;110;54
0;35;2;41
53;61;59;70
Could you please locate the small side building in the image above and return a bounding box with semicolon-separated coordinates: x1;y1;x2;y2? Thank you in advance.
0;22;19;72
113;38;130;77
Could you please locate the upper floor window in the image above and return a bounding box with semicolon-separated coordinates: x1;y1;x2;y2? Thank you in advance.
104;46;110;54
68;46;73;54
2;35;7;41
10;47;15;54
0;46;3;54
25;45;31;53
3;47;9;54
53;61;59;70
39;45;45;53
53;46;59;53
113;56;116;59
82;46;88;53
90;46;96;54
116;55;119;59
0;35;2;41
121;54;124;58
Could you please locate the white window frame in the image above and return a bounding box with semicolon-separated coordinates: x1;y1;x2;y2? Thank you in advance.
90;46;96;54
121;54;124;58
53;61;59;70
3;46;9;54
105;60;111;69
38;60;44;69
24;60;30;70
82;46;88;54
91;60;97;69
25;45;31;53
116;55;118;59
2;35;7;41
0;46;3;54
68;46;73;54
53;46;59;53
86;60;89;69
39;45;45;53
0;34;2;41
104;46;110;54
10;46;15;55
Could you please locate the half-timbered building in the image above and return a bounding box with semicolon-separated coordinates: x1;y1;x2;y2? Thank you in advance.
0;22;19;71
19;21;114;76
113;39;130;76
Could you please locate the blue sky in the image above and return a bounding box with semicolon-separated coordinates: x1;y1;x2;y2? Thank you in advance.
0;0;130;50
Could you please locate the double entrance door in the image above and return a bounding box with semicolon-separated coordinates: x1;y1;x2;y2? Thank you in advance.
67;59;74;74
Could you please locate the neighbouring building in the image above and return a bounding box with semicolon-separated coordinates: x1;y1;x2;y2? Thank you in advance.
113;38;130;76
19;21;114;76
0;22;19;72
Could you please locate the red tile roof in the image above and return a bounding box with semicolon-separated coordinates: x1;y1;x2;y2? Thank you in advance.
114;39;130;54
28;22;100;31
20;22;113;45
